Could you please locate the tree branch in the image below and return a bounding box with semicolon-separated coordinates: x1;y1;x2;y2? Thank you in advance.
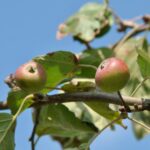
112;12;150;32
1;92;150;112
111;13;150;49
33;92;142;105
33;92;150;112
113;24;150;49
112;11;139;32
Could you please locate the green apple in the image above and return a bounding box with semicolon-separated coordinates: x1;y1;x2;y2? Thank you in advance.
14;61;47;93
95;57;130;92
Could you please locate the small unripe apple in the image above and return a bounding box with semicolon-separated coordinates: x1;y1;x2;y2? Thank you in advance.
14;61;47;93
95;57;130;92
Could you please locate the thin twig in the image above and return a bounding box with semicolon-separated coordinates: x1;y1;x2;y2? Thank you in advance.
34;137;40;146
113;24;150;49
29;107;41;150
128;116;150;132
100;114;127;133
131;77;149;96
112;11;140;32
86;113;126;150
112;12;149;32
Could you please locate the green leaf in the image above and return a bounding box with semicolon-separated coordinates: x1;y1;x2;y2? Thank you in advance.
137;49;150;78
52;135;92;150
1;96;32;150
35;104;97;137
132;112;150;139
141;38;149;52
34;51;78;93
0;113;15;150
62;101;121;149
115;37;150;97
57;2;113;42
72;15;100;42
7;90;33;114
79;2;106;16
78;47;113;78
85;102;120;122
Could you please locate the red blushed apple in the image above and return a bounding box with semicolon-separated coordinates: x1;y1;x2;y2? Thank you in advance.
14;61;47;93
95;57;130;92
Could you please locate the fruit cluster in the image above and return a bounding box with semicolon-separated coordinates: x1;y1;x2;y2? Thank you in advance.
14;57;130;93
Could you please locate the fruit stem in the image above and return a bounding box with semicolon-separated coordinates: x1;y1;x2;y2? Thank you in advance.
117;91;131;113
84;42;93;50
79;64;98;71
0;94;33;144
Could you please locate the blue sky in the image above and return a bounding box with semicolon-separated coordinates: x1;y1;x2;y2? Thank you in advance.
0;0;150;150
